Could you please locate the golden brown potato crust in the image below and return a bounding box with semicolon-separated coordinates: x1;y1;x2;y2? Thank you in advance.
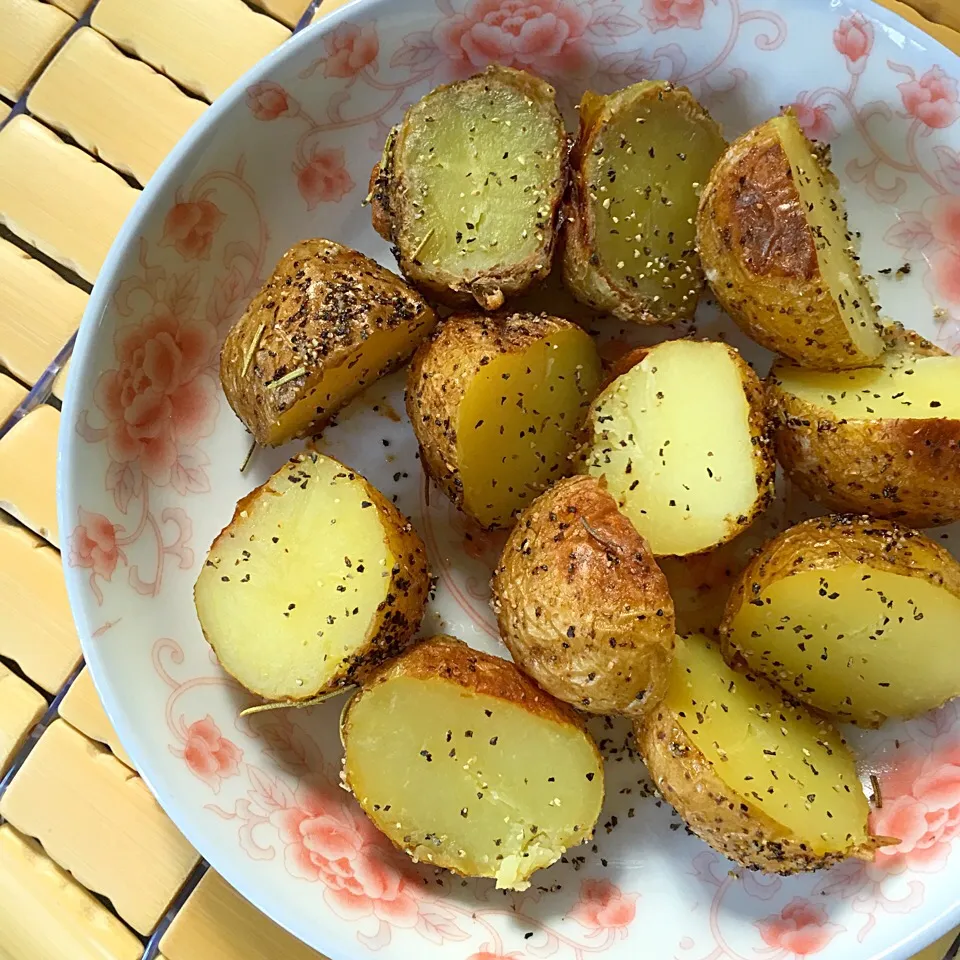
406;311;590;524
353;635;594;736
492;475;675;717
721;514;960;659
768;337;960;527
635;708;879;874
201;452;431;698
370;65;565;309
697;121;875;369
220;239;435;445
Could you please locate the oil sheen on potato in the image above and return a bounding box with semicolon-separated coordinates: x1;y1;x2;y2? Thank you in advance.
669;637;870;856
725;564;960;725
345;673;603;889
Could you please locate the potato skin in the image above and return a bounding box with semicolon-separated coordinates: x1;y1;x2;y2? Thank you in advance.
768;337;960;527
635;708;879;874
370;65;565;309
697;118;877;370
406;311;593;527
200;452;430;699
492;475;675;717
220;239;436;445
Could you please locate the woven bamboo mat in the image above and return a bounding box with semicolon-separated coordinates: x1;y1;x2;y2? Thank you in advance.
0;1;957;958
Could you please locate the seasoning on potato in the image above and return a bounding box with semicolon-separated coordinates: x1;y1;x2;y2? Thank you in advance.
563;81;726;324
697;110;883;369
492;475;675;717
407;311;602;529
580;339;775;557
220;239;436;446
370;64;566;310
721;515;960;727
342;636;605;890
194;451;429;703
768;329;960;527
636;635;882;875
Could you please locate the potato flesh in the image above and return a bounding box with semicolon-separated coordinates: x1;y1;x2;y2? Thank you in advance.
459;326;601;528
670;637;869;855
587;87;725;318
586;340;757;556
195;458;391;699
346;676;603;889
727;565;960;724
398;83;561;276
272;321;427;443
775;116;882;359
774;353;960;419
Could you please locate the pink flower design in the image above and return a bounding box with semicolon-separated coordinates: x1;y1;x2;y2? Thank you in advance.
68;509;123;579
870;734;960;874
930;247;960;307
94;306;218;486
466;953;523;960
757;899;844;956
294;146;355;210
929;194;960;249
833;13;873;74
246;81;290;121
324;22;379;78
899;66;960;130
569;879;638;933
160;200;225;261
183;716;242;791
642;0;706;33
272;782;420;926
433;0;596;80
792;96;836;142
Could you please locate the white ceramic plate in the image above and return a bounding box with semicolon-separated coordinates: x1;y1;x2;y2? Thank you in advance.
59;1;960;958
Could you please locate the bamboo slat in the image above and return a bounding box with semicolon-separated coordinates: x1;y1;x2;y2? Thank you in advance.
0;661;46;775
247;0;310;29
0;371;26;422
58;666;135;770
0;0;74;101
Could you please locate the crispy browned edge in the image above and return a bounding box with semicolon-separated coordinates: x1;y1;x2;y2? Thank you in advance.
720;514;960;724
492;475;675;717
562;81;725;325
406;311;599;529
768;328;960;527
370;64;566;310
220;238;436;446
582;340;776;552
635;707;880;875
697;110;881;370
342;635;605;881
195;451;430;702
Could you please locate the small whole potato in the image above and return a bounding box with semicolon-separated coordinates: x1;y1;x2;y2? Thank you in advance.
492;475;675;717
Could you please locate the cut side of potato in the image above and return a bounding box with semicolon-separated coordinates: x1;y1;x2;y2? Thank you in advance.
408;312;602;529
220;239;436;446
492;475;676;717
343;637;604;890
563;81;725;324
371;65;566;309
194;452;429;702
636;636;877;873
722;516;960;726
769;338;960;526
582;339;774;556
698;111;883;369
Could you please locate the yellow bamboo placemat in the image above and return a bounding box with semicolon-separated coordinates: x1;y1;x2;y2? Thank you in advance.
0;1;957;959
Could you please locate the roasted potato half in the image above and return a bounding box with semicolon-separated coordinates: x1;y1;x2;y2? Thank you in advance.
563;81;725;324
636;635;880;874
580;339;775;556
194;451;429;703
342;636;605;890
768;332;960;526
492;475;675;717
370;65;566;310
697;111;883;369
221;239;436;446
721;515;960;727
408;312;602;529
